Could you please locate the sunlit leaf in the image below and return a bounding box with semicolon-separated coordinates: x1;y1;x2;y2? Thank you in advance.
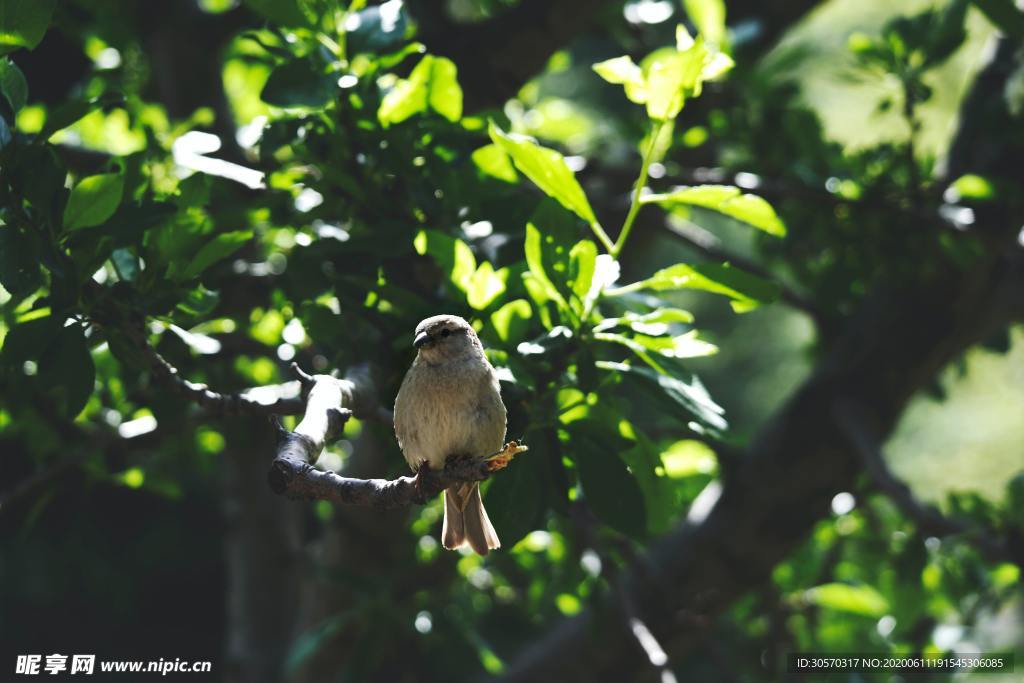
803;583;890;617
643;185;786;235
660;439;718;478
466;261;507;310
684;0;727;46
568;240;597;300
425;56;462;121
62;173;124;231
592;56;646;104
612;262;779;312
594;308;694;336
489;299;532;343
379;55;463;126
414;229;476;292
178;230;253;280
949;174;995;201
471;144;517;183
524;222;569;313
596;329;717;359
488;122;597;225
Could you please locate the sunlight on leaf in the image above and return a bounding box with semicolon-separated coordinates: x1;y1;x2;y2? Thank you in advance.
63;173;124;231
488;122;597;225
643;185;786;235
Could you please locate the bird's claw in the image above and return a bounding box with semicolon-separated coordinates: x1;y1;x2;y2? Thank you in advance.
484;441;528;472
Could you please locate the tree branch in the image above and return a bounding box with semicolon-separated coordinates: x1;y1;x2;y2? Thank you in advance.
833;399;1017;564
265;365;520;507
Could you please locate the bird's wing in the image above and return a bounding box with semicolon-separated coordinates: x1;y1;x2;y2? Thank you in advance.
393;368;419;470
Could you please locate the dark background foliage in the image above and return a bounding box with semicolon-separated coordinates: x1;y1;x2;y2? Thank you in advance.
1;0;1022;681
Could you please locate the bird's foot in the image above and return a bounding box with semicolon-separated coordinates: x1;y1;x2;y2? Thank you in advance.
414;460;436;497
484;441;528;472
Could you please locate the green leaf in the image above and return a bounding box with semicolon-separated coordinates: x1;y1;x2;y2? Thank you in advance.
179;230;253;280
425;56;462;121
240;0;312;27
572;435;647;537
596;329;717;359
592;56;646;104
37;323;95;418
489;299;532;343
260;59;336;108
0;57;27;111
471;144;517;183
601;361;726;432
684;0;727;46
949;174;995;201
568;240;597;300
620;436;678;534
643;185;786;235
485;448;547;548
38;99;95;139
110;248;140;282
413;229;476;292
0;224;42;296
347;2;410;54
0;314;58;366
524;222;569;311
615;262;779;312
466;261;507;311
488;122;597;225
378;55;463;126
0;110;9;149
803;583;889;617
0;0;57;54
63;173;124;231
594;308;694;335
660;439;718;478
642;42;709;120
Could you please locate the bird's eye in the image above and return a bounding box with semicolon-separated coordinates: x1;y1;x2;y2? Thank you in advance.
441;329;451;338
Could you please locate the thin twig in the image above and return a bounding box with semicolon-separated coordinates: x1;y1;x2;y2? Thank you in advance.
123;323;309;417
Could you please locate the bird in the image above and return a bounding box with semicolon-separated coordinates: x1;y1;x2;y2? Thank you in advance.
394;314;504;555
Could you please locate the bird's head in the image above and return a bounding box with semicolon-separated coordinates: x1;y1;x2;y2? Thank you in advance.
412;315;481;362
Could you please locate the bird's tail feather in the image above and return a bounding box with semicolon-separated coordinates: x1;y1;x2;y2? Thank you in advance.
443;484;500;556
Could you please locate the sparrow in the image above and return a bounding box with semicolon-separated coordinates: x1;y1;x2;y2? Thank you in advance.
394;314;504;555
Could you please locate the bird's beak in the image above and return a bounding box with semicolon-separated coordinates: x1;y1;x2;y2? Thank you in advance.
413;331;431;349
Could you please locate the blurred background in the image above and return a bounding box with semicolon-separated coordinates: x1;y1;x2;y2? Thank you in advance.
1;0;1022;681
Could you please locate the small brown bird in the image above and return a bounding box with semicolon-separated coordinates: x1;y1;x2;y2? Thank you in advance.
394;315;504;555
